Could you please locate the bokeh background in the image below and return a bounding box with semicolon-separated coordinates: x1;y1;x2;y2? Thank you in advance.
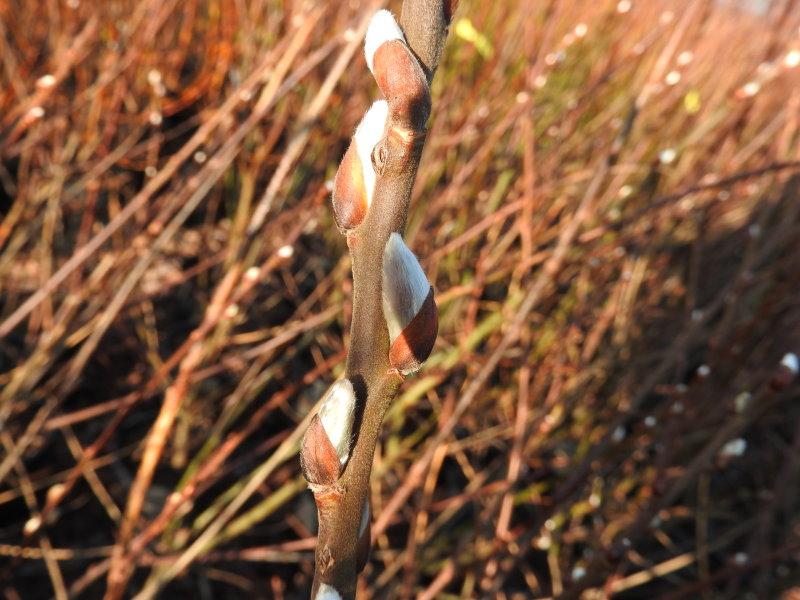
2;0;800;598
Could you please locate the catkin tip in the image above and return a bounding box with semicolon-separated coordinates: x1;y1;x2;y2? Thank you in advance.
315;583;343;600
364;9;405;72
318;379;357;464
353;101;389;208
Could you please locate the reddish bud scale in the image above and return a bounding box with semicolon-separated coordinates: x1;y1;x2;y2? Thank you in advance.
389;286;438;374
771;365;797;390
771;353;799;390
372;40;431;132
332;143;368;230
300;414;342;487
312;487;343;512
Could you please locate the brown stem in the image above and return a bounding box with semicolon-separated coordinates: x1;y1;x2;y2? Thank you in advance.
400;0;454;83
310;1;455;597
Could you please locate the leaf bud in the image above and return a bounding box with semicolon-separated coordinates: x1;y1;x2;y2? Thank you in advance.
331;101;389;230
300;380;357;485
364;10;430;131
382;233;438;374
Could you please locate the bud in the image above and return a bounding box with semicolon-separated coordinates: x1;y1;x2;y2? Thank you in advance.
331;101;389;231
36;74;56;89
785;49;800;68
382;233;438;374
364;10;404;72
315;583;343;600
719;437;747;459
771;352;798;390
300;380;356;486
46;482;66;505
364;10;430;131
781;352;799;374
318;379;357;464
23;515;42;536
300;415;341;487
26;106;45;121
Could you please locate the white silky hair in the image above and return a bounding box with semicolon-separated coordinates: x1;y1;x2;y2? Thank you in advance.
353;100;389;208
315;583;343;600
382;233;430;343
781;352;799;374
364;9;405;73
318;379;356;464
719;438;747;458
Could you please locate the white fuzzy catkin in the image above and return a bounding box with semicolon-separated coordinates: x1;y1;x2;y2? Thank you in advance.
781;352;799;374
353;100;389;209
382;233;431;343
315;584;343;600
364;9;405;73
23;515;42;536
318;380;356;465
719;438;747;458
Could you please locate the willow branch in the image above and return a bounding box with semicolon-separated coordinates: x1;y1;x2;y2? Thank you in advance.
299;2;456;598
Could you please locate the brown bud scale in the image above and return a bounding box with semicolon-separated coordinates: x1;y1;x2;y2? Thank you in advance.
300;414;342;486
389;286;438;374
332;143;368;231
373;40;431;131
770;365;797;390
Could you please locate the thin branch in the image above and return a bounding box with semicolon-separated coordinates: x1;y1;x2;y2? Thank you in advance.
299;2;456;597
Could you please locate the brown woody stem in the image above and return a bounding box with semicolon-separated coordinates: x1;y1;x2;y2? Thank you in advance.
310;1;454;596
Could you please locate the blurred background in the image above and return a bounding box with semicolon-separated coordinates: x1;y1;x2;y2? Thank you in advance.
2;0;800;598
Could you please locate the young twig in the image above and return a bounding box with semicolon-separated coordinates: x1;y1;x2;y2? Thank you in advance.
298;2;455;597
